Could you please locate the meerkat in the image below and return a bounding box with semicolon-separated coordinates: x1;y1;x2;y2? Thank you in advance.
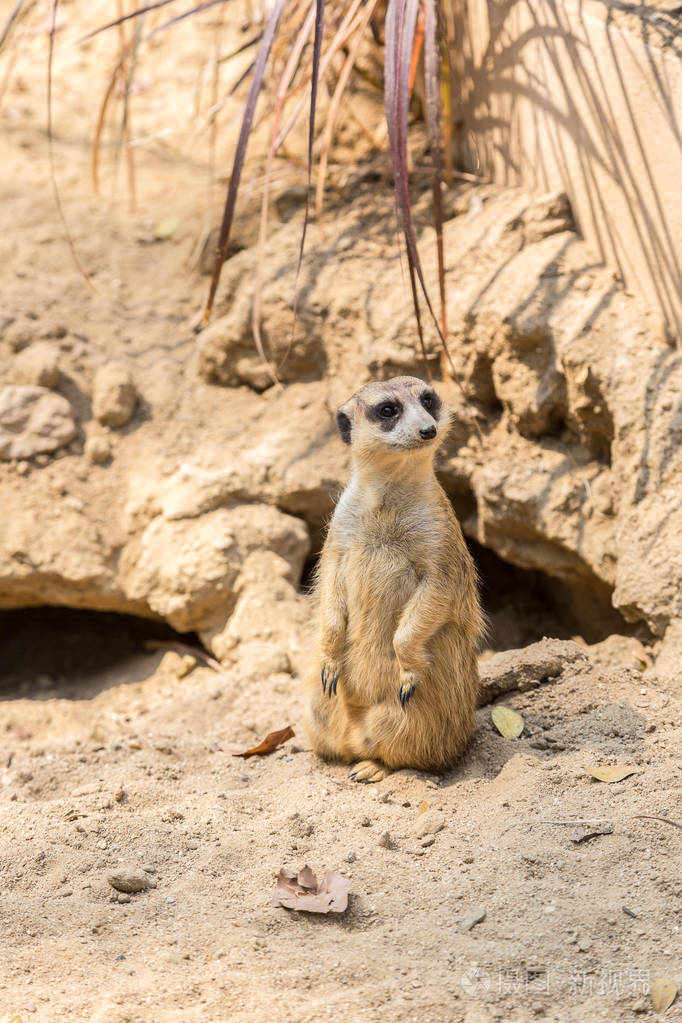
305;375;484;782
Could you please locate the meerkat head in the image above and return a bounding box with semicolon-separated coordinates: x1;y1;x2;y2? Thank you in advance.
336;376;448;461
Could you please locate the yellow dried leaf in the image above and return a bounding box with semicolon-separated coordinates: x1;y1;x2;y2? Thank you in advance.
650;976;677;1013
491;705;524;739
583;764;639;783
417;800;429;815
154;216;181;240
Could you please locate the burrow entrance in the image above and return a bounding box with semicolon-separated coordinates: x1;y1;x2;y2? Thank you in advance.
0;539;642;702
0;607;199;702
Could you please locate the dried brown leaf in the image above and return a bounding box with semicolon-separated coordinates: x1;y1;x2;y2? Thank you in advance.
491;705;524;739
583;764;639;783
650;976;677;1014
232;725;295;759
273;865;350;914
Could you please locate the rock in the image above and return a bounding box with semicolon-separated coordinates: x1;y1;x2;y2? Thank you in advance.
648;619;682;684
117;893;131;904
123;505;309;637
107;867;151;893
458;907;487;931
478;639;588;705
587;634;650;673
4;316;37;352
614;485;682;635
196;295;327;391
1;188;682;657
92;363;137;428
0;385;77;460
12;341;60;388
412;810;445;839
85;434;112;465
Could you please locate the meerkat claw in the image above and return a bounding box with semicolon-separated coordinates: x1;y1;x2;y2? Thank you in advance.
399;684;416;708
321;662;340;697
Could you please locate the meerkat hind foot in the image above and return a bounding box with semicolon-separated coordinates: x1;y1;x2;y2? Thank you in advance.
349;759;390;783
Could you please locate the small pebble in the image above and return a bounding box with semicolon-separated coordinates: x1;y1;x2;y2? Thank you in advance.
458;907;486;931
107;867;150;893
344;851;357;863
56;887;73;898
117;893;131;904
167;896;176;904
84;434;112;466
420;836;435;848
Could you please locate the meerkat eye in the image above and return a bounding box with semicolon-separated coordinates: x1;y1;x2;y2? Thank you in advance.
421;393;434;411
378;402;399;419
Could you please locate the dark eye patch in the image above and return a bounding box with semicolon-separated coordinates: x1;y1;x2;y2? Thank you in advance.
420;390;441;419
368;399;402;432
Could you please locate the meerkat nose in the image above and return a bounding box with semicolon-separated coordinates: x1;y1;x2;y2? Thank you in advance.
419;425;437;440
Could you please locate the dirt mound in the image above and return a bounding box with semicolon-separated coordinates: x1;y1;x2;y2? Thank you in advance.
2;183;681;664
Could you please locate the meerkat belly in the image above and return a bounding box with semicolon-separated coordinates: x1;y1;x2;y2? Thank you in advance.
341;540;419;700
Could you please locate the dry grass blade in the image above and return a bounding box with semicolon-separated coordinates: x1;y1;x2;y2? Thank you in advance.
47;0;96;292
252;1;316;384
315;0;379;224
385;0;430;373
201;0;288;326
286;0;324;362
78;0;179;44
92;41;134;194
273;0;365;153
0;0;33;53
141;0;233;45
385;0;482;434
634;814;682;831
423;0;446;344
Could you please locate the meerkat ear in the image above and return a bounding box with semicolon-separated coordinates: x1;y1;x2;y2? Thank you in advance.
336;404;353;445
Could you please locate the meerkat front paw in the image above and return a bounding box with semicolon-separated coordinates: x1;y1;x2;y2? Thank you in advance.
349;759;389;783
321;659;341;697
398;669;418;708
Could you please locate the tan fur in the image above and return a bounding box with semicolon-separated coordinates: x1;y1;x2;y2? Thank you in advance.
305;376;484;781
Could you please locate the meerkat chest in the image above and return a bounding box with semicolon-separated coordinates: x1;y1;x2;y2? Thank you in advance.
337;502;438;598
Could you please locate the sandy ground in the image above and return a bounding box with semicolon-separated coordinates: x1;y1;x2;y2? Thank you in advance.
0;3;680;1021
1;621;680;1022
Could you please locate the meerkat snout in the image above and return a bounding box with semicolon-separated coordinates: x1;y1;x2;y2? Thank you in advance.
336;375;447;455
